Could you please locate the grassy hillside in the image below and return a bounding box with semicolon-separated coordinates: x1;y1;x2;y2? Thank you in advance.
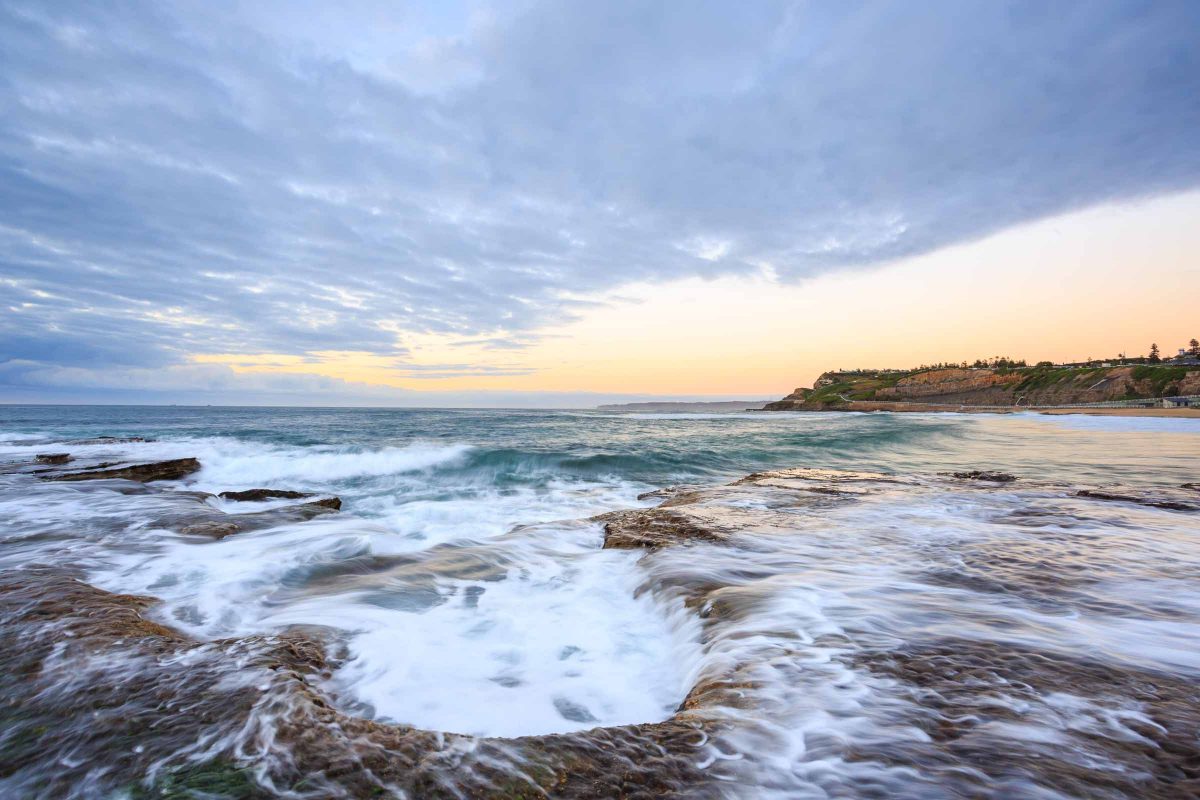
765;364;1200;410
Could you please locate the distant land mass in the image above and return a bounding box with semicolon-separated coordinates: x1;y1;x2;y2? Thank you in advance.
764;362;1200;412
596;400;772;413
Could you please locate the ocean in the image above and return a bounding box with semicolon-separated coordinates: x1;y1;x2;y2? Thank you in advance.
0;406;1197;798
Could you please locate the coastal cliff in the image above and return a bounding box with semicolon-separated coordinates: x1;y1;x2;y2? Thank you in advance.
764;364;1200;410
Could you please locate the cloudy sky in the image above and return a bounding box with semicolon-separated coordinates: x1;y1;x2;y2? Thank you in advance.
2;0;1198;406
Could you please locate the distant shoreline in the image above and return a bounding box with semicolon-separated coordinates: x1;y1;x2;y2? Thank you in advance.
794;401;1200;418
595;400;773;413
764;363;1200;413
1035;407;1200;418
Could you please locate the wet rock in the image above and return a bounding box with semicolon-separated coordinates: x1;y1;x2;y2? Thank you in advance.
733;466;897;486
637;485;702;503
35;453;72;465
220;488;313;501
730;467;915;500
0;568;186;646
308;496;342;510
463;584;486;608
1075;488;1198;512
598;508;730;549
163;497;343;540
21;463;1200;798
0;569;339;798
951;470;1017;482
292;549;510;604
853;638;1200;799
179;520;242;539
917;535;1122;614
216;489;341;511
47;457;201;483
598;467;912;550
678;663;761;712
0;570;719;799
1181;482;1200;492
553;697;599;724
65;435;153;445
998;506;1090;528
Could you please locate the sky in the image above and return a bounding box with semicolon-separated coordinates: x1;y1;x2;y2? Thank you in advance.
1;0;1198;407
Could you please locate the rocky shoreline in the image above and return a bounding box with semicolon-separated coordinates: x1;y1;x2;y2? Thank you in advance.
764;365;1200;412
767;401;1200;417
1;449;1198;798
0;448;720;799
0;569;715;799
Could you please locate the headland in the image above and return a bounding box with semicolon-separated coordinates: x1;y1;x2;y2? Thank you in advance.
762;360;1200;416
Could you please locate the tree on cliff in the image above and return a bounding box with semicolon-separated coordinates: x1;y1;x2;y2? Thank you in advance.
1148;343;1161;363
1189;338;1200;357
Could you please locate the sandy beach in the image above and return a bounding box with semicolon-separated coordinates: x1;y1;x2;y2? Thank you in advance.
1037;406;1200;418
829;401;1200;417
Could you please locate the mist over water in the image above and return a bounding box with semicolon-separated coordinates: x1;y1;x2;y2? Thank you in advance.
0;405;1197;797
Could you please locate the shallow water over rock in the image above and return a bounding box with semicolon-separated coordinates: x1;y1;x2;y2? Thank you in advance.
0;406;1197;798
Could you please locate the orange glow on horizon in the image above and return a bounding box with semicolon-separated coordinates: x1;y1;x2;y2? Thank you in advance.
192;191;1200;398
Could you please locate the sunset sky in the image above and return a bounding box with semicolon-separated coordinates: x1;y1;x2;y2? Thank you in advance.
2;1;1198;406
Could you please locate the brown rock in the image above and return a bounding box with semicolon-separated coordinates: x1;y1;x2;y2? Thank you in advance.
220;488;312;501
308;496;342;510
877;368;1023;400
636;485;703;503
179;521;242;539
1075;488;1198;512
764;364;1200;410
47;457;201;483
598;508;729;549
854;638;1200;800
0;570;718;799
35;453;72;465
951;470;1017;482
161;497;342;539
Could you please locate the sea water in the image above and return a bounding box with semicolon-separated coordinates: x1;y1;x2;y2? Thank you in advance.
0;406;1197;797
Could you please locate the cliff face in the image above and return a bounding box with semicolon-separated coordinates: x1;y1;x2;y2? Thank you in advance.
876;368;1022;400
763;365;1200;410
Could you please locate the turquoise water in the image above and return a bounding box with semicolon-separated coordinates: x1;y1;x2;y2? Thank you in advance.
1;405;1195;488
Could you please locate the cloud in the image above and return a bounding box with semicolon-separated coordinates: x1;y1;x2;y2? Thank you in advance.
1;0;1198;398
0;358;750;408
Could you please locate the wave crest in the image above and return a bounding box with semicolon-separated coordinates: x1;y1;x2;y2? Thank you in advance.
195;442;474;486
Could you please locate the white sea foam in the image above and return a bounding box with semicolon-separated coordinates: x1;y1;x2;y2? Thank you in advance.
126;439;474;489
4;410;1200;795
20;434;692;737
309;526;701;737
0;435;472;487
97;515;383;635
87;506;699;736
359;477;648;549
